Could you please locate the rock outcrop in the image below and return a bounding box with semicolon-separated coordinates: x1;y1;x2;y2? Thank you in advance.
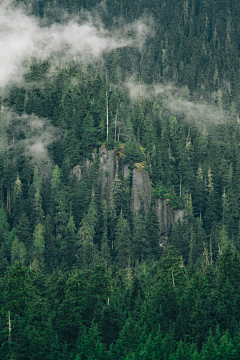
72;152;95;182
154;198;174;235
72;165;82;182
123;164;130;179
72;146;185;234
174;209;185;223
98;146;116;202
131;164;152;214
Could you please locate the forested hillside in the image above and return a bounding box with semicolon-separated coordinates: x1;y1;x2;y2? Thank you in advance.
1;0;240;359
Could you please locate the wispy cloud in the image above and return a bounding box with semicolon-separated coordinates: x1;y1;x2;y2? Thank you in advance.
0;109;61;178
125;80;231;129
0;0;154;89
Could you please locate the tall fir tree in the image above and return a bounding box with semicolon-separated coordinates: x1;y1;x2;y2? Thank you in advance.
77;189;98;269
115;210;131;269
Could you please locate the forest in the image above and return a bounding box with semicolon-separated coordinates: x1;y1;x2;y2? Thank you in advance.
1;0;240;358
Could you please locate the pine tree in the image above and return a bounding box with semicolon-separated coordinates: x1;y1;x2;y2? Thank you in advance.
80;112;98;157
64;215;77;270
115;210;131;269
0;206;9;248
12;174;24;226
16;213;32;252
11;236;27;266
132;209;150;264
10;315;28;360
32;223;45;269
51;164;62;191
28;166;44;227
100;200;111;266
69;177;91;228
204;166;218;234
177;128;195;193
109;170;129;250
146;207;161;261
195;164;205;219
77;189;98;269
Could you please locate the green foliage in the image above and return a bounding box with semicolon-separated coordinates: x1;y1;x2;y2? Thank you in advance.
124;139;145;168
77;189;98;269
115;210;131;269
11;236;27;266
32;223;45;269
153;183;184;209
1;2;240;355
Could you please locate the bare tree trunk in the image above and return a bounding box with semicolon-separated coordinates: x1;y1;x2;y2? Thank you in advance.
180;175;182;197
7;188;11;214
115;104;118;143
172;269;175;287
210;237;213;265
8;310;11;343
1;181;3;204
106;91;108;142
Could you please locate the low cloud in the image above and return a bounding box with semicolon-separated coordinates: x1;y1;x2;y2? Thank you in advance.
0;0;154;89
125;81;231;129
0;109;61;179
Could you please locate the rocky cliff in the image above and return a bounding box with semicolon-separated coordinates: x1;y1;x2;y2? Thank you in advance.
98;146;116;203
131;164;152;214
73;145;184;234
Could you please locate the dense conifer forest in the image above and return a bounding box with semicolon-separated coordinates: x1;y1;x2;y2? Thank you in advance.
1;0;240;358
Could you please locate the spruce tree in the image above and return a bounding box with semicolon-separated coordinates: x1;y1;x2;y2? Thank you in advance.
115;210;131;269
77;189;98;269
100;200;111;267
132;209;150;264
32;223;45;270
16;213;32;252
11;236;27;266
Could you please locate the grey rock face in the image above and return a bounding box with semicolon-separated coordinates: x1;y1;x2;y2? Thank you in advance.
91;150;97;161
154;198;174;235
123;164;130;179
72;146;185;237
131;164;152;214
99;146;115;202
174;209;185;223
85;158;92;170
72;165;82;182
72;157;93;182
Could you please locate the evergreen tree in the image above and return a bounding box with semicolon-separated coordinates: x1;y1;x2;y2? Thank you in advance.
80;112;98;157
11;236;27;266
204;166;218;234
32;223;45;269
0;206;10;249
100;200;111;266
12;174;24;226
195;164;205;219
10;315;28;360
115;210;131;269
16;213;32;252
28;166;45;227
64;215;77;270
146;207;161;261
77;189;98;269
132;209;150;264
